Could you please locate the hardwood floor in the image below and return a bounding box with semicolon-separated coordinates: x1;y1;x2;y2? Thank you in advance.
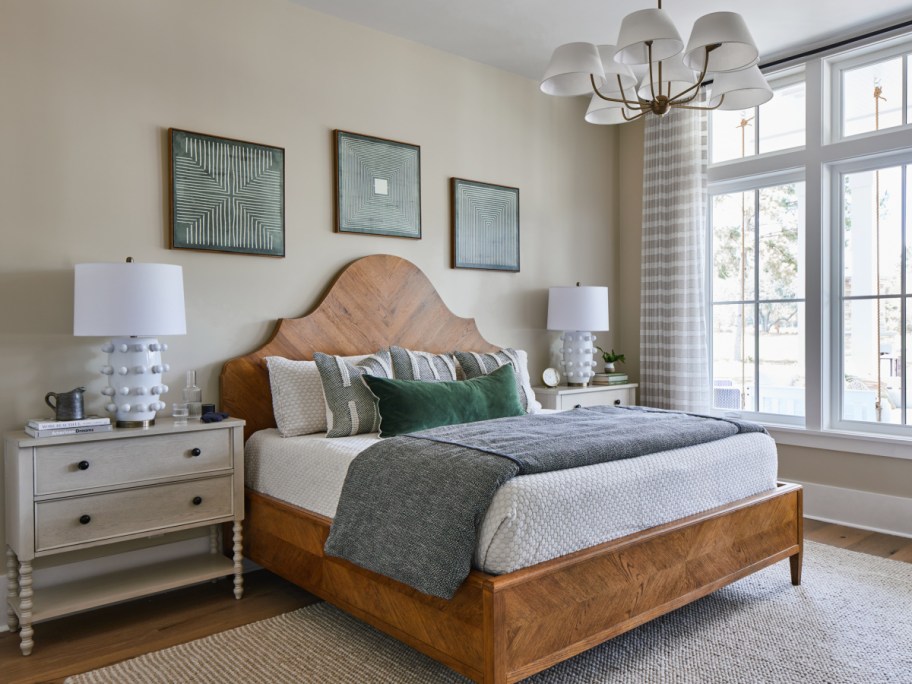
2;521;910;684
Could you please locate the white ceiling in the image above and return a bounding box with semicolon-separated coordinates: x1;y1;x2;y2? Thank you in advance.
290;0;912;80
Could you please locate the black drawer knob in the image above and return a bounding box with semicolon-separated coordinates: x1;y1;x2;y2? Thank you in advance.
192;496;203;506
614;399;622;406
190;448;202;457
77;460;90;470
79;514;91;525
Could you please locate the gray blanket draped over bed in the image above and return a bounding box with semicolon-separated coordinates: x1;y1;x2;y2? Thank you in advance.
323;405;767;599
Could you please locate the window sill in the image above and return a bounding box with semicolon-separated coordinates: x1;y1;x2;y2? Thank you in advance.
764;423;912;461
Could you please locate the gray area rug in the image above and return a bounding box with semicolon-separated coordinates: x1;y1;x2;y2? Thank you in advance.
66;541;912;683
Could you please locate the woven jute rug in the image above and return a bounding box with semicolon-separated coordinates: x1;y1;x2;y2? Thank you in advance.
66;541;912;683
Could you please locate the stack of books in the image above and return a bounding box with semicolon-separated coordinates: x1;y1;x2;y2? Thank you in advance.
25;416;112;438
592;372;629;385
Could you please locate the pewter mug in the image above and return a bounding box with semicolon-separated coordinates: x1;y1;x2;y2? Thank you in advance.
45;387;86;421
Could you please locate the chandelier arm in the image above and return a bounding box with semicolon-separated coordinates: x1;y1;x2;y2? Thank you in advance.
647;42;659;102
590;74;645;109
669;44;718;105
621;109;648;122
674;94;725;111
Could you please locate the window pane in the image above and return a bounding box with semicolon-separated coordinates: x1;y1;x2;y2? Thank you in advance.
712;303;755;411
843;298;902;424
759;81;805;153
843;167;903;297
842;56;903;136
711;108;755;163
712;192;755;302
758;302;805;416
759;183;805;300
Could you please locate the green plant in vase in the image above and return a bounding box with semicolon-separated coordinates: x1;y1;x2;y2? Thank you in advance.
596;346;626;373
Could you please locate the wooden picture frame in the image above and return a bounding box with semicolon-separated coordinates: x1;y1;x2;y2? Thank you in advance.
169;129;285;257
334;130;421;239
451;178;520;272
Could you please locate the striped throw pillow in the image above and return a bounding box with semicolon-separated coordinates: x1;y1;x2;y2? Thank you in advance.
389;346;459;381
313;350;393;437
453;348;541;413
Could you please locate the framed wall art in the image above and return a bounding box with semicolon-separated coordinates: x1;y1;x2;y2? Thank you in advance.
334;130;421;239
170;128;285;257
451;178;520;272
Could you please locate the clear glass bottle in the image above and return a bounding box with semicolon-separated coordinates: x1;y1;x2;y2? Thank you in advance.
183;370;203;417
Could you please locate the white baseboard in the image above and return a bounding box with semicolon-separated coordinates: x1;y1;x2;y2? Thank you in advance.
792;479;912;539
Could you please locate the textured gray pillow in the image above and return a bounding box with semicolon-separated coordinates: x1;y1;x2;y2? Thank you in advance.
265;357;328;436
453;348;541;413
389;346;459;381
313;350;393;437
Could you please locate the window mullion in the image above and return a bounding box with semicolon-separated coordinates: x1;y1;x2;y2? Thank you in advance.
753;189;762;412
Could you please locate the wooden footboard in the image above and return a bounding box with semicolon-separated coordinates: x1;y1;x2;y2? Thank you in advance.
245;482;803;684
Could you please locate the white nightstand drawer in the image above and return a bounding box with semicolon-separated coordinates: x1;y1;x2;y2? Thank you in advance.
35;475;233;552
534;384;637;411
34;430;231;495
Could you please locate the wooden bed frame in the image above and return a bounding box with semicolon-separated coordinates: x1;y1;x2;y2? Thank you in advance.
220;254;803;684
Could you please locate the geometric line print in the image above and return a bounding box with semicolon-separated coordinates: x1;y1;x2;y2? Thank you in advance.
171;129;285;256
336;131;421;238
452;179;519;271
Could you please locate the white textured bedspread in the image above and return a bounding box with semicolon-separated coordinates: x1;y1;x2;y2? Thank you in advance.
245;428;777;574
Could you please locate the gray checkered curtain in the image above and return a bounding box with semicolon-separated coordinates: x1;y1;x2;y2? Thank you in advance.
639;102;711;411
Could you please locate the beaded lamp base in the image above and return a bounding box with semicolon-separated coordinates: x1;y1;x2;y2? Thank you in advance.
559;331;598;386
100;337;170;428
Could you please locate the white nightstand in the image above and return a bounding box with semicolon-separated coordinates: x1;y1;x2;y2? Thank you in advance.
534;383;638;411
4;416;245;656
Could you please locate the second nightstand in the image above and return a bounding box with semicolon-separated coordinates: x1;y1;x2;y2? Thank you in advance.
534;383;638;411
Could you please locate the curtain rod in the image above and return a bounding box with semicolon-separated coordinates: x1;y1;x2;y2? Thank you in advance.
760;17;912;70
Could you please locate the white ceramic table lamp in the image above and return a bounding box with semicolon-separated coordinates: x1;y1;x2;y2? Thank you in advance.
547;285;610;387
74;259;187;427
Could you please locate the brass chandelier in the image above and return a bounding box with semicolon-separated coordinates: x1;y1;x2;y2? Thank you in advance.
540;1;773;125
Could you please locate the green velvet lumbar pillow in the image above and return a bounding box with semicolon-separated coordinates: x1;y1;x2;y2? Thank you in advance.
362;364;525;437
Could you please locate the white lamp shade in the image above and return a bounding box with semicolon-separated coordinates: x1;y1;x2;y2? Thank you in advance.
683;12;758;74
596;45;637;92
585;94;632;125
74;262;187;336
540;42;606;96
708;65;773;110
547;286;609;331
614;9;683;66
636;56;696;100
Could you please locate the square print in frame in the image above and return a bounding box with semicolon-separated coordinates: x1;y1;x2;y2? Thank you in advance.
451;178;520;272
170;128;285;257
334;130;421;239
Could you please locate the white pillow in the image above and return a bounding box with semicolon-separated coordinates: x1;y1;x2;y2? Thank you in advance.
265;355;368;437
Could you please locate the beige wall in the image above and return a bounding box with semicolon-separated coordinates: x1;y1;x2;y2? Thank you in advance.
614;117;912;501
0;0;619;595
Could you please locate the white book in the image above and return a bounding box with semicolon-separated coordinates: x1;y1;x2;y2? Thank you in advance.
25;424;113;438
27;416;111;430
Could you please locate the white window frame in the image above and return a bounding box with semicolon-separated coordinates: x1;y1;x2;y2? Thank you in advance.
829;38;912;143
707;32;912;461
828;149;912;438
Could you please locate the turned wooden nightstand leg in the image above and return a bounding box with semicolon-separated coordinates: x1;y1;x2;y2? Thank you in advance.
18;559;34;656
209;525;219;554
6;547;20;632
232;521;244;600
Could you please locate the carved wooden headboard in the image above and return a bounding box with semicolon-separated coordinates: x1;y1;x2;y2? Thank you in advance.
220;254;498;440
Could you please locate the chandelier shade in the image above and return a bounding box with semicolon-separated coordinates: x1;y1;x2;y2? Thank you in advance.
682;12;759;73
708;65;773;110
614;9;683;65
540;1;772;125
585;94;630;125
540;42;607;96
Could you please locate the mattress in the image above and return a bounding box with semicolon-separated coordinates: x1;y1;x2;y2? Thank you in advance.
245;427;778;575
